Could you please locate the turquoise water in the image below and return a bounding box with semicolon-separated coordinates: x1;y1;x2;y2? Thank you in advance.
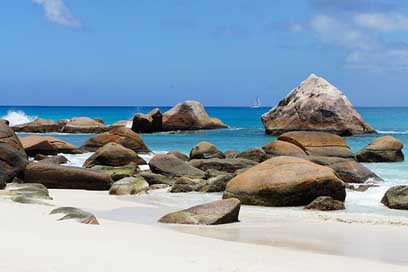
2;106;408;216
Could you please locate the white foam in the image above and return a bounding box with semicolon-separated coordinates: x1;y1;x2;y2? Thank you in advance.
2;110;36;126
377;130;408;134
62;152;93;167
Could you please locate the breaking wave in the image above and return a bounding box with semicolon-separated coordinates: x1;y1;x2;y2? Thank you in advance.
1;110;36;126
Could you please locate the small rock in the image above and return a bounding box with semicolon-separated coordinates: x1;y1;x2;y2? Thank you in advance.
189;141;225;160
166;151;189;161
224;150;240;159
50;207;99;225
381;186;408;210
189;158;258;173
170;177;207;193
304;196;345;211
238;148;270;162
109;176;149;195
149;154;206;178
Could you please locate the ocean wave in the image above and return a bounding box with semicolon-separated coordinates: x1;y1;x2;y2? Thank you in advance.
377;130;408;135
1;110;36;126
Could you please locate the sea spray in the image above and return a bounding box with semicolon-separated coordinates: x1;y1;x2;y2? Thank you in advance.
1;110;36;126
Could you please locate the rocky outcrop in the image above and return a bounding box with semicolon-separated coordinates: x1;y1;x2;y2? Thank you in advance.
381;186;408;210
237;148;270;162
24;163;112;190
81;127;150;153
149;154;205;178
0;122;28;185
356;136;404;162
63;117;110;133
50;207;99;225
262;74;375;136
304;196;345;211
19;135;79;156
206;174;234;193
223;156;346;207
162;101;228;131
278;131;354;158
12;118;67;133
189;141;225;160
109;176;149;195
83;143;146;168
189;158;258;174
131;108;163;133
158;198;241;225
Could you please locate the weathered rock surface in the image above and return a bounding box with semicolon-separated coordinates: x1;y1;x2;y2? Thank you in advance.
356;136;404;162
237;148;270;162
158;198;240;225
34;154;69;165
81;127;150;153
131;108;163;133
110;120;129;128
140;171;175;185
162;101;227;131
167;151;189;161
19;135;79;156
304;196;345;211
149;154;205;178
189;141;225;160
170;177;207;193
189;158;257;174
109;176;149;195
206;174;234;193
278;131;354;158
12;118;67;133
223;156;346;207
50;207;99;225
327;160;381;183
262;74;375;136
381;186;408;210
83;143;146;168
0;122;28;185
262;140;307;158
63;117;110;133
90;165;137;181
224;150;240;159
24;163;112;190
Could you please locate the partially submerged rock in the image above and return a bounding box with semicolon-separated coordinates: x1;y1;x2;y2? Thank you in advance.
109;176;149;195
158;198;240;225
24;163;113;190
131;108;163;133
12;118;66;133
162;101;228;131
189;158;257;174
189;141;225;160
261;74;375;136
83;143;146;168
327;160;381;183
19;135;79;156
81;127;150;153
381;186;408;210
0;122;28;185
63;117;110;133
356;136;404;162
304;196;345;211
223;156;346;207
50;207;99;225
149;154;206;178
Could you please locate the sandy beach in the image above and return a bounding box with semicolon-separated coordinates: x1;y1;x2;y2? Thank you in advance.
1;189;407;272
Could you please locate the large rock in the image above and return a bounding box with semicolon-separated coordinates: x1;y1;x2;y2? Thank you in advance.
356;136;404;162
162;101;227;131
81;127;150;153
158;198;241;225
19;135;79;156
262;140;307;158
327;160;381;184
12;118;66;133
83;143;146;168
0;122;28;185
35;154;69;165
381;186;408;210
189;158;258;174
167;151;189;161
149;154;205;178
278;131;354;158
131;108;163;133
189;141;225;160
223;156;346;207
261;74;375;136
109;176;149;195
24;163;112;190
63;117;110;133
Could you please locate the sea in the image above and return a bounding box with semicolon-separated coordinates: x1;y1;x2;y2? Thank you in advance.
2;106;408;217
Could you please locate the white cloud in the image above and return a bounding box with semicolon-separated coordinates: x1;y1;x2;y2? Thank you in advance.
354;13;408;31
33;0;80;27
288;23;304;33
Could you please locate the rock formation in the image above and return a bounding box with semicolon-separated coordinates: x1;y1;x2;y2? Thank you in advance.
356;136;404;162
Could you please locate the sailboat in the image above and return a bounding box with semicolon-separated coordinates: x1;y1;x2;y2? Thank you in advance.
251;96;261;108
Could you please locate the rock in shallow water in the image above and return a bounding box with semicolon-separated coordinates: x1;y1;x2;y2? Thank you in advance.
304;196;345;211
261;74;375;136
381;186;408;210
189;141;225;160
223;156;346;207
356;136;404;163
158;198;241;225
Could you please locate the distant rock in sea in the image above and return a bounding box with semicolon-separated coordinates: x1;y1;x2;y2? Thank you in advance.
131;100;228;133
261;74;375;136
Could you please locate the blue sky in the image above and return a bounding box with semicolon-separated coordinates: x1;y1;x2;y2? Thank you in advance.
1;0;408;106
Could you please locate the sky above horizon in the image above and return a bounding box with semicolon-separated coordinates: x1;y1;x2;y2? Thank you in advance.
2;0;408;106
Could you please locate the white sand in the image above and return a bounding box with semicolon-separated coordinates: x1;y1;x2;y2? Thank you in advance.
1;189;407;272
